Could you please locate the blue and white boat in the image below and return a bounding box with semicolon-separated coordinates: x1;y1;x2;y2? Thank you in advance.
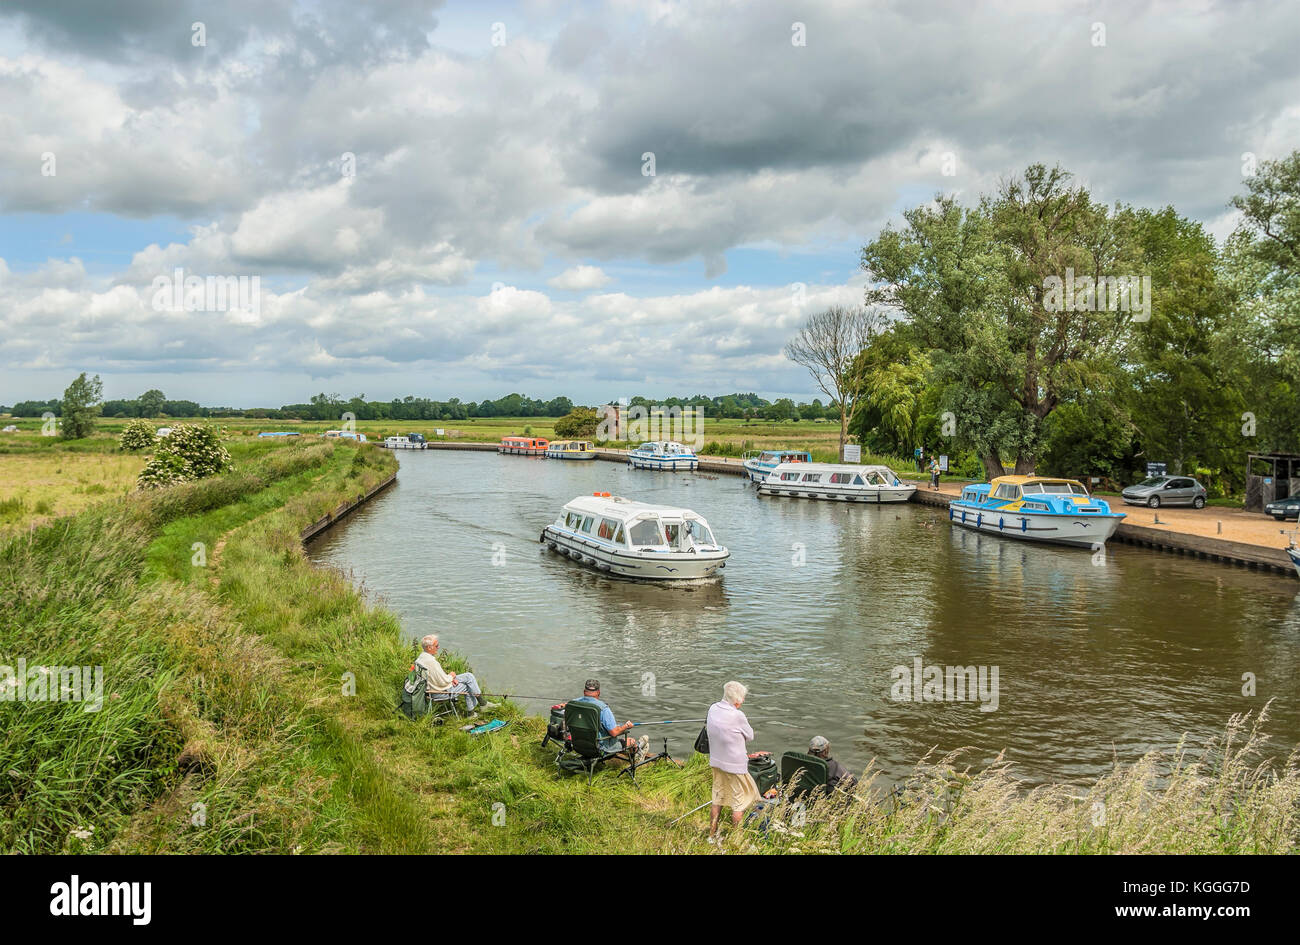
627;441;698;471
741;449;812;482
948;475;1125;548
1287;540;1300;578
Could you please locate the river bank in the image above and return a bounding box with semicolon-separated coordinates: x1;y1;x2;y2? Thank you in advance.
3;438;1298;853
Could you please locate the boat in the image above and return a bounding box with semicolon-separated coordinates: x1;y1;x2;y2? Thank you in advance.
756;462;916;502
948;475;1125;548
627;441;698;471
1287;537;1300;578
499;435;548;456
540;493;729;580
383;435;426;450
741;449;812;482
546;439;598;460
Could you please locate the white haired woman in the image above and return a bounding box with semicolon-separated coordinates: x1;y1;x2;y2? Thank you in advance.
416;634;488;714
706;680;759;842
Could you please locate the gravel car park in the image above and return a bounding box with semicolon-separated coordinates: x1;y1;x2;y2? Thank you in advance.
1121;475;1208;509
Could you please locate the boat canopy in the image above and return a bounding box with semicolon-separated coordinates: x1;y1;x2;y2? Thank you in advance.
989;476;1090;500
767;461;903;485
633;441;696;455
557;494;719;549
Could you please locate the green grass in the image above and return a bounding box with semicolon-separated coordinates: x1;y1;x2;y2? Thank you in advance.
2;436;1296;854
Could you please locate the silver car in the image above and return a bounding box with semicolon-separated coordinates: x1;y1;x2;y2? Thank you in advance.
1121;475;1207;509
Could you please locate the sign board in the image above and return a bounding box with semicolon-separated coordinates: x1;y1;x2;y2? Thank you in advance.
843;444;861;463
914;447;922;459
435;428;444;436
1146;462;1167;477
938;455;949;472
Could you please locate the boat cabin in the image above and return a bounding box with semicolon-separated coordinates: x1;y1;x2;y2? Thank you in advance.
556;494;719;551
501;436;548;450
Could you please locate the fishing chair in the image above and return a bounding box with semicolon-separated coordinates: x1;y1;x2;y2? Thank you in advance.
556;701;668;786
780;751;829;800
426;689;469;724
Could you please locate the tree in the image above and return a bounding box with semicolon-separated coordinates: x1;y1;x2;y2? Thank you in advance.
60;373;103;440
784;305;879;460
553;406;600;439
862;164;1141;478
138;389;166;417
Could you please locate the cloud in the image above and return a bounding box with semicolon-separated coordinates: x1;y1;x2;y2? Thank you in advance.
547;265;612;291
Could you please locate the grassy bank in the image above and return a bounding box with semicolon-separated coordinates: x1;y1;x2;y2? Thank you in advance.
2;438;1297;853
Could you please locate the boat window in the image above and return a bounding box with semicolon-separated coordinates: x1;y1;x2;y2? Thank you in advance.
613;524;625;544
580;516;595;534
1021;483;1043;494
691;522;716;545
781;471;800;481
597;519;619;540
1023;501;1049;511
830;473;850;484
994;484;1020;499
628;519;663;546
802;473;822;482
663;522;680;545
854;475;866;486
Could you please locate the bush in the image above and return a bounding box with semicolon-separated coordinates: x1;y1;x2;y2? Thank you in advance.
553;406;600;439
137;424;233;489
119;419;156;452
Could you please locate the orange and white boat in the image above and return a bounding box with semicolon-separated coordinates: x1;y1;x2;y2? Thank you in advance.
498;435;549;456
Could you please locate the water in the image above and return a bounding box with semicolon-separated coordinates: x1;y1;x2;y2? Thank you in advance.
308;450;1300;787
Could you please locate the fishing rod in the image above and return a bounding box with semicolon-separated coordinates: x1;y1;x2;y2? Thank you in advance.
630;718;706;727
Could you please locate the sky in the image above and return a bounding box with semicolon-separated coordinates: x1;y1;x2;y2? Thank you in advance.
1;0;1299;408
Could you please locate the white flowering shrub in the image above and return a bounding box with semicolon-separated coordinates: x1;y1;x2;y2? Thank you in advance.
119;419;157;452
137;424;233;489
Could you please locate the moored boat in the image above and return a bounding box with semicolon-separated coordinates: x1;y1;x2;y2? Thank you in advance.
1287;540;1300;578
546;439;598;460
757;462;916;502
627;441;698;471
741;449;812;482
383;435;426;450
948;475;1124;548
499;435;548;456
540;493;728;580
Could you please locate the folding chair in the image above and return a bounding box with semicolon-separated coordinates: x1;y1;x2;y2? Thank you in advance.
557;701;668;786
426;689;468;724
780;751;829;800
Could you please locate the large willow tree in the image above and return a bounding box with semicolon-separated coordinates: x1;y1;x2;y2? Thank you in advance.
861;164;1142;478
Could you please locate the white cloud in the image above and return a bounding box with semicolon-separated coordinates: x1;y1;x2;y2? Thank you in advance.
547;265;612;291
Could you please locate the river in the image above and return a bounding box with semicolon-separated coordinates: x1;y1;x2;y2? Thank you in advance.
307;449;1300;787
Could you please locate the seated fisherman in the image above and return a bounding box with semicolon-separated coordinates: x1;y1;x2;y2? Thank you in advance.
808;736;856;792
416;634;493;714
571;678;648;757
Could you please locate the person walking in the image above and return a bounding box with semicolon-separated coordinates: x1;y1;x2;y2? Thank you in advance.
706;680;759;843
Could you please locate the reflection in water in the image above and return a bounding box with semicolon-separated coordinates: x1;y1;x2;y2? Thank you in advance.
308;450;1300;787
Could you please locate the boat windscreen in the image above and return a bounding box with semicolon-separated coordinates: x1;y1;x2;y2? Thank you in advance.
627;518;663;546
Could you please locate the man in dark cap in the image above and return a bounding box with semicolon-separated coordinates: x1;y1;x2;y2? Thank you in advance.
570;678;646;756
808;735;856;792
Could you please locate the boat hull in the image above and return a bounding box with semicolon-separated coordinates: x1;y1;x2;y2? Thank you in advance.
947;502;1124;548
757;480;915;502
546;451;598;460
542;525;726;580
628;455;698;471
742;460;773;482
499;446;547;455
1288;546;1300;578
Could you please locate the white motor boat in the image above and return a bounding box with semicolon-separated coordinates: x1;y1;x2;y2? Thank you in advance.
757;462;916;502
541;493;728;580
627;441;699;471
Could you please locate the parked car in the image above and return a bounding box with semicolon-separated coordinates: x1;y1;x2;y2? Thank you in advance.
1121;475;1208;509
1264;494;1300;521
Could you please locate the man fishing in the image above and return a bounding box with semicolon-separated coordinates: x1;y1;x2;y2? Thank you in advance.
808;736;856;792
571;678;650;758
416;634;495;715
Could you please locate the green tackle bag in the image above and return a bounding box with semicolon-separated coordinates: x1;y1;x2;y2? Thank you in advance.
399;663;430;719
